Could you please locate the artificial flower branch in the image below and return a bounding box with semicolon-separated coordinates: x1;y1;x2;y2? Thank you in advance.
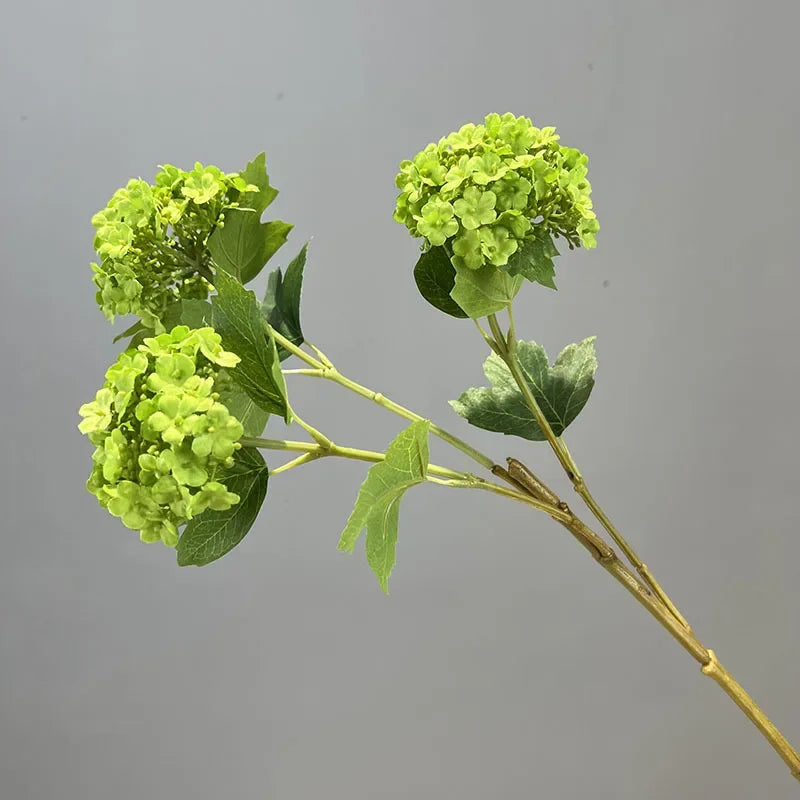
239;435;564;517
77;115;800;788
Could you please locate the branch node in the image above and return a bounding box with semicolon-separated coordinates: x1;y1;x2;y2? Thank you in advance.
506;458;561;506
701;649;719;675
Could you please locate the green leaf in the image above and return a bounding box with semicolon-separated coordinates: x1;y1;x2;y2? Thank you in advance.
161;298;213;330
238;152;278;214
177;447;269;566
129;328;150;348
218;379;269;437
113;320;147;343
337;420;430;593
208;212;293;285
365;498;401;595
450;262;523;319
262;243;308;360
413;246;469;318
211;270;290;422
450;338;597;440
502;230;559;289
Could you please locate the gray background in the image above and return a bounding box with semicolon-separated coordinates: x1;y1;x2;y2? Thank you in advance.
2;1;799;797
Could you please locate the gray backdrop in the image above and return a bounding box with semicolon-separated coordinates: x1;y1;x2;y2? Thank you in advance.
2;1;799;798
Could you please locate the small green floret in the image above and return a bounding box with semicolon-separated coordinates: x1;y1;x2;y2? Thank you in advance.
90;163;260;328
78;326;245;547
394;112;598;269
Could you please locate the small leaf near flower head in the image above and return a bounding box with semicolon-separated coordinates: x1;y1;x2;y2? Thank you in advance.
177;447;269;567
217;382;269;438
502;230;559;289
450;261;523;319
236;152;279;214
208;212;293;285
412;247;469;318
161;299;213;332
262;243;308;360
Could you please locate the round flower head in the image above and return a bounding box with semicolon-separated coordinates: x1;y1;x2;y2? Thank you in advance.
90;163;260;327
78;326;245;547
394;113;599;270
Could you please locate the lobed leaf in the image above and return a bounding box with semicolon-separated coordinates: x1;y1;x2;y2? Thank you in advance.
337;420;430;593
502;230;559;290
450;338;597;440
207;153;291;284
208;214;293;285
450;262;523;319
237;152;279;214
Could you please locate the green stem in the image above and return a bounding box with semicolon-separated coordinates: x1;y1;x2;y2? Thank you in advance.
288;405;333;449
242;436;465;483
264;322;497;472
263;321;320;368
270;452;322;475
488;313;576;478
241;436;564;517
474;319;500;354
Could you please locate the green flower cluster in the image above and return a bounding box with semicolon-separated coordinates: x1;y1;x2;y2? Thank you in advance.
78;326;245;546
90;163;259;327
394;113;599;270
